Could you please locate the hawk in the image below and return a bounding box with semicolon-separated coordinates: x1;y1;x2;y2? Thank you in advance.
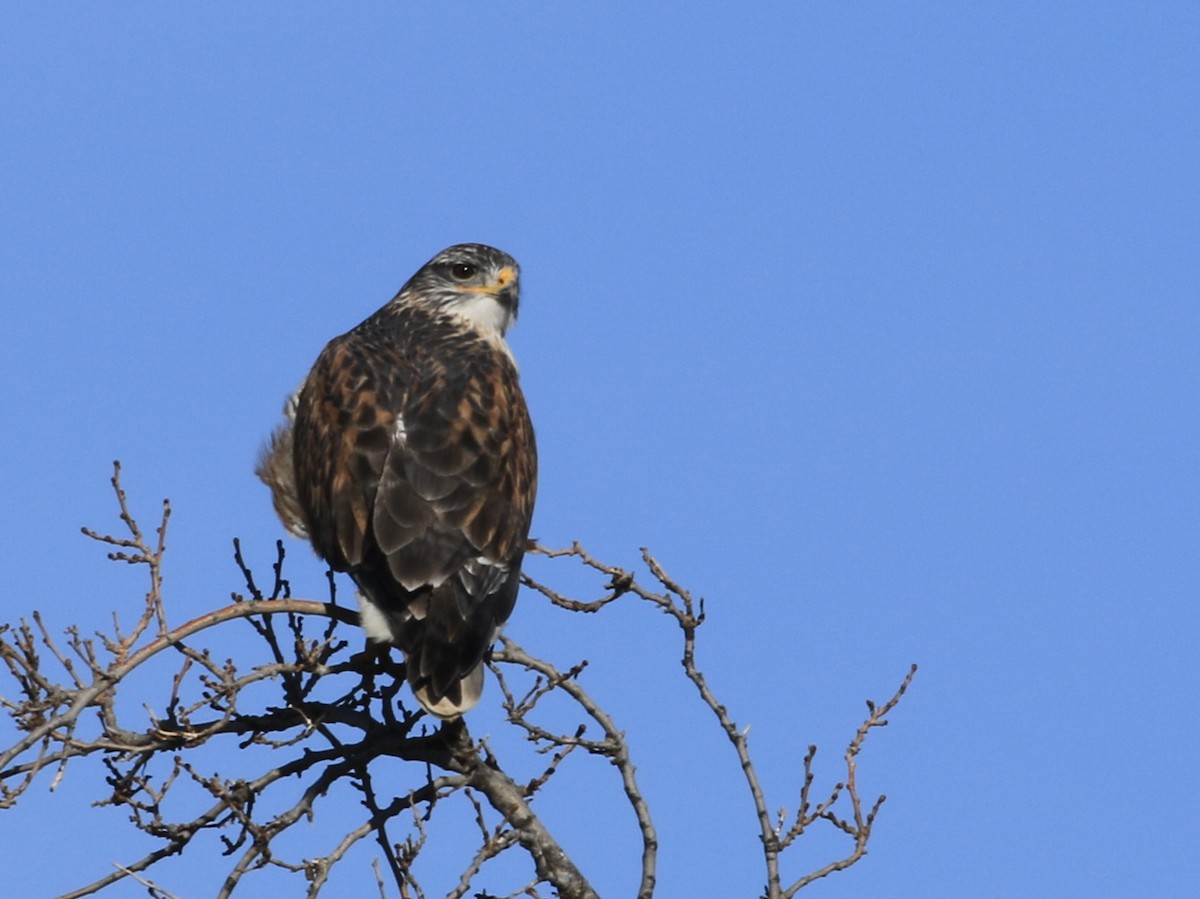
257;244;537;718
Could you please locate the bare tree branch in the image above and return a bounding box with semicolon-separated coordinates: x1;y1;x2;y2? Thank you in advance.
0;465;914;897
491;640;657;899
523;543;918;898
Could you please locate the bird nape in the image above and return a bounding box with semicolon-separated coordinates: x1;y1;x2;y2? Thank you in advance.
257;243;537;718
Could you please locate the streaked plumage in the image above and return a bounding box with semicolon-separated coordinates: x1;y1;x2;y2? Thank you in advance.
258;244;537;717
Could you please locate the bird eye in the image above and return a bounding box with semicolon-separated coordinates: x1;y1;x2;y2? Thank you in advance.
449;263;478;281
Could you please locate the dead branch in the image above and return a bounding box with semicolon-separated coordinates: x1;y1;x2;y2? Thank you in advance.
524;543;917;898
0;466;914;897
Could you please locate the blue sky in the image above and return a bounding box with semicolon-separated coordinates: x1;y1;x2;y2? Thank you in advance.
2;4;1197;897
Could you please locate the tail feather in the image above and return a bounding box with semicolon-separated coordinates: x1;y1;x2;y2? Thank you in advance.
354;581;499;719
410;664;485;718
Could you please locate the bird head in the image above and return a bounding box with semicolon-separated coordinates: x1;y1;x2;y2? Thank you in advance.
400;243;521;336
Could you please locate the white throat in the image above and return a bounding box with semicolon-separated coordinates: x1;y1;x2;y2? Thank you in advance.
450;294;514;337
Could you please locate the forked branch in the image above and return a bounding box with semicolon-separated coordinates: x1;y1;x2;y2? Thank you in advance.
0;467;914;897
523;543;917;897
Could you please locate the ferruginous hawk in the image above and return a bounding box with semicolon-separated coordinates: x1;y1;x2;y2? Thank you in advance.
257;243;537;718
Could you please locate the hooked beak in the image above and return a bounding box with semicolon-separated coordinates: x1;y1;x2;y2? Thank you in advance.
493;265;520;315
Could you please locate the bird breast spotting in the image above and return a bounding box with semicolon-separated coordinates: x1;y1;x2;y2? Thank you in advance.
257;243;538;718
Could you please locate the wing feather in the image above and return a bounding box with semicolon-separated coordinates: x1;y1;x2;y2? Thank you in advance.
289;304;536;716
